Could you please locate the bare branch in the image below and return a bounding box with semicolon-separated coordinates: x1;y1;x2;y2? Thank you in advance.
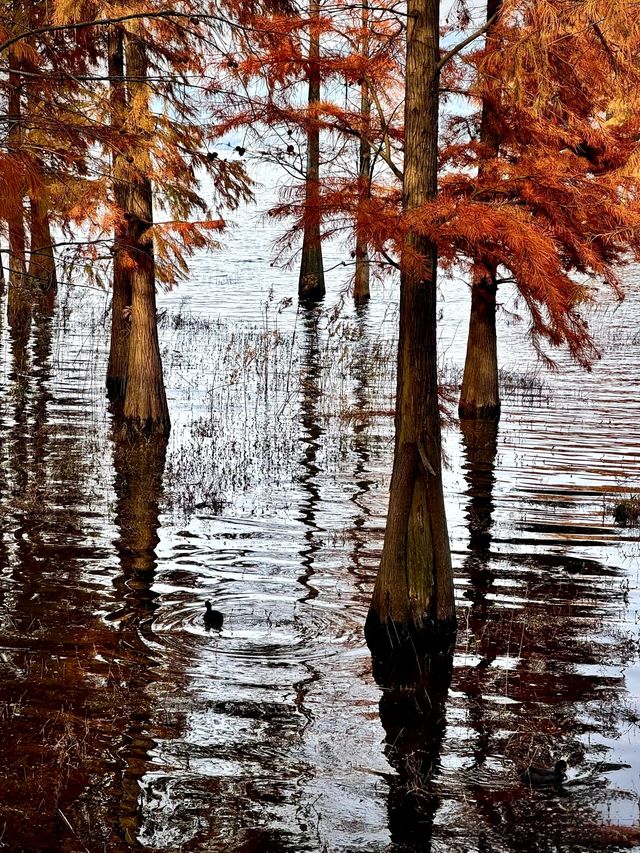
0;10;233;54
435;11;499;74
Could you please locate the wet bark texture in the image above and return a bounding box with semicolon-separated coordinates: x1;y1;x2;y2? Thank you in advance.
25;27;57;304
107;25;132;402
459;0;502;420
121;33;170;436
298;0;325;302
353;2;371;306
366;0;455;659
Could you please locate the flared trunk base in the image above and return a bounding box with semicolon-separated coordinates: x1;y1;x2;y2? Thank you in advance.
116;414;171;441
365;610;456;676
458;399;501;420
298;244;325;303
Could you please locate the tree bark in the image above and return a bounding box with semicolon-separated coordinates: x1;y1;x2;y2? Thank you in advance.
28;188;57;297
7;41;26;300
121;32;170;436
365;0;455;658
24;18;57;306
353;1;371;306
459;0;502;420
107;25;133;402
459;263;500;418
298;0;325;302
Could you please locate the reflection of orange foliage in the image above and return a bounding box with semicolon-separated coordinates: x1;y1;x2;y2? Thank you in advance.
585;825;640;848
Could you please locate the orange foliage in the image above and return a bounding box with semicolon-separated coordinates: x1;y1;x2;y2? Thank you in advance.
0;0;259;287
225;0;640;363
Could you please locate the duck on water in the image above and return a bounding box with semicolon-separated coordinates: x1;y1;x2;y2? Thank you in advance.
204;601;223;631
520;760;567;787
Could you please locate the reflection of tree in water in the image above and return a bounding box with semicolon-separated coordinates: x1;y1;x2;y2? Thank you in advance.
459;418;500;774
347;306;377;597
460;419;499;588
373;649;452;851
297;306;323;604
290;306;324;811
450;421;640;851
108;433;167;847
0;293;174;850
0;292;115;848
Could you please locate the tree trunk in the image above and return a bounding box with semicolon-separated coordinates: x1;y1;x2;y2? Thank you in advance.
7;42;26;298
24;30;57;305
121;33;170;437
28;189;57;296
365;0;455;658
459;0;502;420
298;0;325;302
107;25;132;402
123;257;169;436
353;2;371;306
459;264;500;418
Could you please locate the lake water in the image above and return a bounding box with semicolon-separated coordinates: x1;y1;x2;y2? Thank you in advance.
1;163;640;851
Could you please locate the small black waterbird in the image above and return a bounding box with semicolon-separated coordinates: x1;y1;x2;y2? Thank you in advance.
204;601;224;631
520;760;567;787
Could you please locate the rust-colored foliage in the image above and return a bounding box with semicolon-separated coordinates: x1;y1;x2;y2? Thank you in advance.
0;0;256;289
434;0;640;364
2;0;640;365
216;0;640;363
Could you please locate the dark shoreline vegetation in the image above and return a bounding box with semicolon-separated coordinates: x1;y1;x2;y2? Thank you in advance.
3;0;640;849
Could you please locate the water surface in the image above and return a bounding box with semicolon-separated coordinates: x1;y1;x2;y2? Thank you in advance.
1;168;640;851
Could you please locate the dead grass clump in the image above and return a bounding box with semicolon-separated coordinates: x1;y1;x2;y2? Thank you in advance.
612;495;640;527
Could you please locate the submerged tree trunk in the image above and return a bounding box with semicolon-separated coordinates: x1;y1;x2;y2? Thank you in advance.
121;32;170;436
365;0;455;658
353;2;371;306
107;25;133;402
298;0;325;302
459;0;502;420
123;255;169;435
